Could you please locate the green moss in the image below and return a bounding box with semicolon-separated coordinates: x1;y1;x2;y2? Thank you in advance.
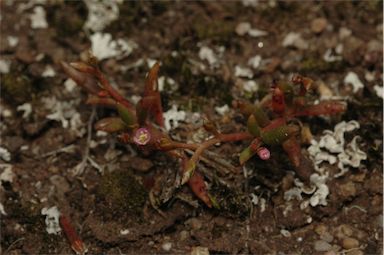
192;19;235;43
299;57;343;74
97;170;148;216
2;72;33;104
210;182;250;218
49;1;86;37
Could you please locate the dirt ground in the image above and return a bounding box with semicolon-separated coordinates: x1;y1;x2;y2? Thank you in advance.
0;1;383;254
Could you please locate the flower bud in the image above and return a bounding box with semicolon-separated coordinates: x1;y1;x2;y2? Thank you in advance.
257;147;270;160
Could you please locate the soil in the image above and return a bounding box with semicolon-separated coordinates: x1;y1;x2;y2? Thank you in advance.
0;1;383;254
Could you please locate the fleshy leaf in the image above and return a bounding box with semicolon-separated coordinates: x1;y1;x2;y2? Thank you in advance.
247;114;260;136
94;117;126;133
117;103;137;128
188;171;212;208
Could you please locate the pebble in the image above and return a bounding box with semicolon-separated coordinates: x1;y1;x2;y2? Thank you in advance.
191;246;210;255
311;18;328;34
236;22;251;36
179;230;189;241
323;251;337;255
314;240;333;252
337;181;357;199
162;242;172;251
341;237;359;249
320;232;334;243
186;218;202;230
282;32;308;50
348;250;364;255
315;224;328;236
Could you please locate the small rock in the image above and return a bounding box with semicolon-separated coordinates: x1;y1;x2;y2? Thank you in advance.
236;22;251;36
186;218;202;230
321;232;334;243
337;181;357;200
179;230;189;241
314;240;333;252
311;18;328;34
323;251;337;255
333;225;349;240
376;214;383;228
162;242;172;251
315;224;328;236
348;249;364;255
282;32;308;50
316;81;333;99
341;237;359;249
191;246;210;255
339;27;352;40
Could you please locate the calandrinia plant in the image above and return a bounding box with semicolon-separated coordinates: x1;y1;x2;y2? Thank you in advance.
61;56;346;208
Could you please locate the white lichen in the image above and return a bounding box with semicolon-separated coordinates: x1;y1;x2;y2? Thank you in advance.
373;85;383;98
234;65;253;78
0;203;6;215
90;32;136;61
344;72;364;93
42;65;56;77
158;76;177;92
0;164;14;182
248;55;262;69
7;36;19;47
30;6;48;29
243;80;259;93
307;120;366;176
42;97;85;137
282;32;308;50
17;103;32;119
323;49;342;62
84;0;121;32
120;229;130;235
235;22;268;37
215;104;229;116
163;105;186;131
64;79;77;92
0;59;11;74
0;147;11;162
284;121;366;207
41;206;61;235
198;46;218;67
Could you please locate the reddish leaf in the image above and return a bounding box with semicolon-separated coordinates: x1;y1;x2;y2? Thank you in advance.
61;62;100;95
188;171;212;208
272;86;286;114
293;101;347;117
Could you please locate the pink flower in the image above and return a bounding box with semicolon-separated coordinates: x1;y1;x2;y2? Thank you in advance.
257;147;270;160
133;128;151;145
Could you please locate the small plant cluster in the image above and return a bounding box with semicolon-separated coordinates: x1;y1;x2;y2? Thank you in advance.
61;56;346;208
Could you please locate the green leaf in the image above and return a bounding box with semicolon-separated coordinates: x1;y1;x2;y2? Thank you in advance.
247;114;260;136
239;146;256;165
94;117;126;133
260;125;290;145
117;103;137;128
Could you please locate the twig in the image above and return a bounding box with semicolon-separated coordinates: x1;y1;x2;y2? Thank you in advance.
71;107;98;176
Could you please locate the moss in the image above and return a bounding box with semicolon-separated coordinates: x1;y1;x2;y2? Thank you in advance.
192;18;235;43
2;72;33;104
210;182;250;218
48;1;87;37
97;170;148;217
299;57;343;74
